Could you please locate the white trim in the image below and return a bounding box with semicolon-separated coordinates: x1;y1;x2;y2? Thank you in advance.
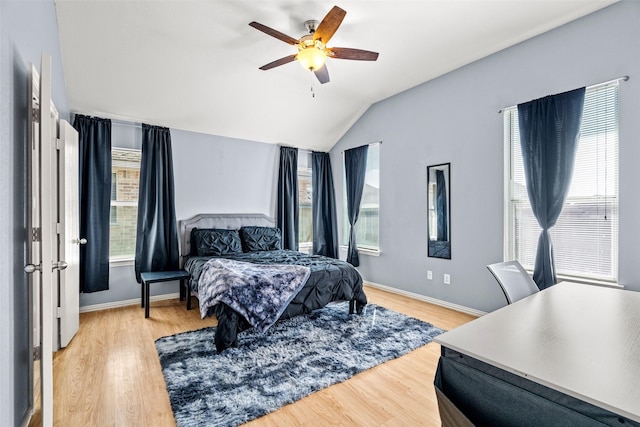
298;242;313;254
111;146;140;153
357;247;381;257
80;282;484;318
340;245;381;257
110;200;137;207
80;292;180;313
112;159;140;169
109;258;134;267
549;273;622;289
364;280;486;317
521;267;623;289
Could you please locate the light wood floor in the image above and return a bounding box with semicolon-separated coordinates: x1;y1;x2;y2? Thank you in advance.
40;286;475;426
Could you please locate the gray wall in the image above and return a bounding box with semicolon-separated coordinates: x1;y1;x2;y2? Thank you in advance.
79;127;279;307
172;129;279;221
331;1;640;313
0;0;69;424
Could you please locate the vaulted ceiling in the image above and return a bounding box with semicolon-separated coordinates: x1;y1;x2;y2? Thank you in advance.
55;0;617;151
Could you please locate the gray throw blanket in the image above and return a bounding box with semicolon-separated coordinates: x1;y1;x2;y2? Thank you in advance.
198;258;311;332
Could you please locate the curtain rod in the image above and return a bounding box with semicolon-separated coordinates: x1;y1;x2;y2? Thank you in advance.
110;118;142;128
497;75;629;114
340;141;382;154
71;111;143;128
277;144;316;153
279;143;382;154
278;145;329;154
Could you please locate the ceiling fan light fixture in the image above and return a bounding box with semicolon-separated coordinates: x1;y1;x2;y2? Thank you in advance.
297;46;326;71
250;6;378;84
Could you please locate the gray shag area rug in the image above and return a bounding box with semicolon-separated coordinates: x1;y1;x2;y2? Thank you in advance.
155;302;445;427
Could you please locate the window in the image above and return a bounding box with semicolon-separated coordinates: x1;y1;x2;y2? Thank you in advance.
110;148;141;260
298;151;313;246
110;172;118;225
344;143;380;251
505;82;619;282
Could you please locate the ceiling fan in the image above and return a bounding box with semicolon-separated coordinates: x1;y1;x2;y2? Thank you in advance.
249;5;379;84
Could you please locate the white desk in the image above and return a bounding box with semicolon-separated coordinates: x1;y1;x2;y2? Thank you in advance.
435;282;640;423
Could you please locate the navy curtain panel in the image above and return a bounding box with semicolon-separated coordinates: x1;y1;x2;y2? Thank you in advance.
311;151;339;258
517;87;585;290
74;115;111;293
134;124;180;283
436;169;448;241
344;144;369;266
277;146;299;251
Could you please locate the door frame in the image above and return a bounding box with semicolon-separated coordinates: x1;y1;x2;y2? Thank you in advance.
23;62;41;427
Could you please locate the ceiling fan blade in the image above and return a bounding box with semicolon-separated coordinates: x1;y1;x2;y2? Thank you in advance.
314;64;330;84
313;6;346;44
329;47;379;61
259;54;298;71
249;21;298;45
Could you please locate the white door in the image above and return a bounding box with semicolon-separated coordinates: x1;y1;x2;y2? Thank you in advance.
26;52;60;427
39;52;58;427
58;120;80;348
25;63;42;427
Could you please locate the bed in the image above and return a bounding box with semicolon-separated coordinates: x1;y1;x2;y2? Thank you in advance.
178;213;368;352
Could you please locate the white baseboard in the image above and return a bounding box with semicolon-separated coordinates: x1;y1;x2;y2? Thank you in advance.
364;281;487;317
79;283;486;317
80;292;181;313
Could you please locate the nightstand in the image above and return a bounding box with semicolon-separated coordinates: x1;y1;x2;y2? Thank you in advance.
140;270;191;318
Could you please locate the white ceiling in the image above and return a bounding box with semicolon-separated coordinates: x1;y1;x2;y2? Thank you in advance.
55;0;617;152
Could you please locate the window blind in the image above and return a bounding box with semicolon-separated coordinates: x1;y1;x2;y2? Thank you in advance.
505;82;619;282
110;148;141;260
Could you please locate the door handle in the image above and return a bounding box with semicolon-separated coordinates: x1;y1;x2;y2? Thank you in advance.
24;264;41;274
73;238;87;245
52;261;68;271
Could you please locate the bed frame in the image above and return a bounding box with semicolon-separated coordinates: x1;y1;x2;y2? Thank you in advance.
178;212;367;352
177;213;276;306
178;213;275;265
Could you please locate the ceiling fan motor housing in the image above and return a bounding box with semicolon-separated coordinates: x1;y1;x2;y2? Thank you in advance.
304;20;319;34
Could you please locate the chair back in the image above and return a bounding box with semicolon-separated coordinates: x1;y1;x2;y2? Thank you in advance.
487;261;540;304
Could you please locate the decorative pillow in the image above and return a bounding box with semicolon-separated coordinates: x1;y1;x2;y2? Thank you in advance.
191;228;243;256
240;226;282;252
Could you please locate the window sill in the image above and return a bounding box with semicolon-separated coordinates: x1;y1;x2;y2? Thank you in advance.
340;245;381;257
556;275;622;289
298;243;313;254
523;269;621;289
110;258;134;267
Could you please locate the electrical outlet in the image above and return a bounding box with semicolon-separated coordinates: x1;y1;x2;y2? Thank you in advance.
444;273;451;284
427;270;433;280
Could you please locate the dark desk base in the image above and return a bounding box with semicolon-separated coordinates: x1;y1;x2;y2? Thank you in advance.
434;347;639;427
140;270;190;318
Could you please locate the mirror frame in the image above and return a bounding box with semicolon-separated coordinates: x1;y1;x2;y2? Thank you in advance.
427;163;451;259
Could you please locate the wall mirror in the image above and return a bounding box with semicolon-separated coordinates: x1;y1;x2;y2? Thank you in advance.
427;163;451;259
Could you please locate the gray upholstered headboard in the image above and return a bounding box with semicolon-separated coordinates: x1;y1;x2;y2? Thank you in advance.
178;213;276;262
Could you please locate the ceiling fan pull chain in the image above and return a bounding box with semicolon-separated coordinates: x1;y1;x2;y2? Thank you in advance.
310;73;316;98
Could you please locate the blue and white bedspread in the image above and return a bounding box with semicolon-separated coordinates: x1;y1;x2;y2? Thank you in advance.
198;258;311;332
